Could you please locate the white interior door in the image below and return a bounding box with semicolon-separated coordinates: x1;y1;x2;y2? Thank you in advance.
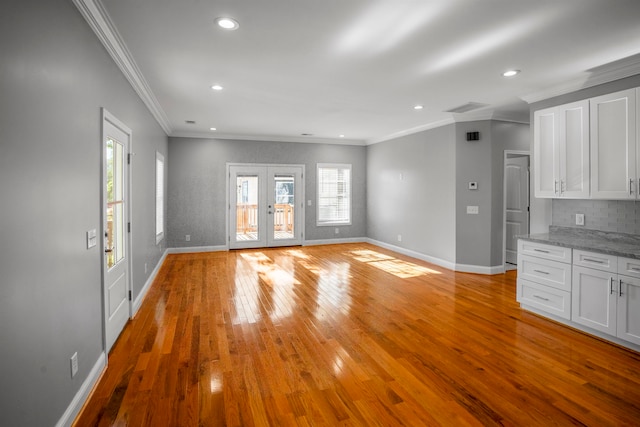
103;111;131;352
505;155;530;266
229;164;303;249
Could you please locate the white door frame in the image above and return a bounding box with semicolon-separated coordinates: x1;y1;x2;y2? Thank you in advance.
101;108;133;353
226;163;305;249
503;150;530;271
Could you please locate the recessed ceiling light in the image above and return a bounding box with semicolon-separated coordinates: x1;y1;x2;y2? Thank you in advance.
211;84;223;91
502;69;520;77
215;17;239;30
210;127;217;131
339;135;345;138
414;105;424;110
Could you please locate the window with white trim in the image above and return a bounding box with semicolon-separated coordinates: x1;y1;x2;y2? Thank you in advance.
155;152;164;244
317;163;351;225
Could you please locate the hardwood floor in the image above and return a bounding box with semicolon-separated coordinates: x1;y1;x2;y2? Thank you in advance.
74;243;640;426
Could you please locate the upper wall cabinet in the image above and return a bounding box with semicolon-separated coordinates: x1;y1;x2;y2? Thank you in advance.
590;88;638;199
534;100;590;198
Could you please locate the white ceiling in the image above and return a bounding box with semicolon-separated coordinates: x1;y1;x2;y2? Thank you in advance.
86;0;640;144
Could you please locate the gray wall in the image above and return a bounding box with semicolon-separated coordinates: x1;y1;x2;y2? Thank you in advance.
367;125;457;264
367;120;529;269
0;1;168;425
167;137;367;247
529;73;640;235
455;121;529;267
455;121;494;266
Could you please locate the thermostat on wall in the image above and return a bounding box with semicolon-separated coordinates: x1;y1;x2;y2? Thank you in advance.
468;182;478;190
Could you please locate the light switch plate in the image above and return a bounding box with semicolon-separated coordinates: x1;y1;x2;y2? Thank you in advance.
468;181;478;190
467;206;479;214
87;229;97;249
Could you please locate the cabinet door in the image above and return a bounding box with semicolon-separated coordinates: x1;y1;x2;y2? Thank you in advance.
559;100;590;198
534;107;559;198
590;88;637;199
572;266;617;335
617;275;640;345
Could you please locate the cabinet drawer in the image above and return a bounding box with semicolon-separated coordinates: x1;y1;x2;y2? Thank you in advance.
517;279;571;320
518;240;571;263
618;257;640;279
518;255;572;291
573;250;617;273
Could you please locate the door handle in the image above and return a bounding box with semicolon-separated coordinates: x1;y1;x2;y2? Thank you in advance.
105;248;113;253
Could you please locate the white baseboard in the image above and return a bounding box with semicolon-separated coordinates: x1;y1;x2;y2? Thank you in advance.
367;238;457;271
55;351;106;427
167;245;228;254
454;263;505;275
303;237;367;246
366;239;504;275
132;249;169;315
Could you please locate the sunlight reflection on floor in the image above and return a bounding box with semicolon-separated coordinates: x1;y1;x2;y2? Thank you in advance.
349;249;441;278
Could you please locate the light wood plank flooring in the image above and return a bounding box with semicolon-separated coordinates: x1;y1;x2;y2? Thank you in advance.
74;243;640;426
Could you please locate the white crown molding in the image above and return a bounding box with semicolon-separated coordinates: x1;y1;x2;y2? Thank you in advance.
366;109;530;146
521;54;640;104
73;0;172;135
366;118;455;145
453;109;530;124
170;130;367;146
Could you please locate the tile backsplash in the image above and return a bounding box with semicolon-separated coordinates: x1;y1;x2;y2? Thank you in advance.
553;199;640;235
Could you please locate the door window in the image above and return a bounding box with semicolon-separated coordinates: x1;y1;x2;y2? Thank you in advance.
106;137;125;268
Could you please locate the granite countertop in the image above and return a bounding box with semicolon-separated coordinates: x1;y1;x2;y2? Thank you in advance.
519;226;640;260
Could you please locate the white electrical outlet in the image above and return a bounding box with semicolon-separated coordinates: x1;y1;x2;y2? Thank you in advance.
466;206;479;214
144;263;148;274
576;213;585;226
185;234;191;241
335;228;340;234
397;234;402;242
70;352;78;378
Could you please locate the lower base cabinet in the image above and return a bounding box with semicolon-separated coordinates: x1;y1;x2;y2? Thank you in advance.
572;265;617;335
616;275;640;346
518;240;640;350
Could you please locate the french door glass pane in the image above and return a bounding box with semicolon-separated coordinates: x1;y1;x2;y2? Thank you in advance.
236;176;259;241
106;137;125;268
273;175;295;240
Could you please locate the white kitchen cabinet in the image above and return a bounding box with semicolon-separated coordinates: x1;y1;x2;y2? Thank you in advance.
519;240;640;350
617;256;640;346
572;265;617;335
533;100;589;198
572;251;640;345
617;275;640;346
590;88;637;199
517;240;572;319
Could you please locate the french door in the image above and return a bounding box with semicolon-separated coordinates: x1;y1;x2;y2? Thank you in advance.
229;164;304;249
102;110;131;352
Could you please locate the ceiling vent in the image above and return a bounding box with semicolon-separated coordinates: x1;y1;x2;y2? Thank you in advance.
444;102;489;114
